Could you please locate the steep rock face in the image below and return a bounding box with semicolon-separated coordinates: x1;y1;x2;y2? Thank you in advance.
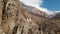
0;0;60;34
0;0;4;25
51;13;60;28
0;0;4;34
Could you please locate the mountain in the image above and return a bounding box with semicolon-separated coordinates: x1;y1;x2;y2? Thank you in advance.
20;2;49;18
0;0;60;34
54;12;60;18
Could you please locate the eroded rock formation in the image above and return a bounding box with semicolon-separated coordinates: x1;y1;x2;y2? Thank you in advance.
0;0;60;34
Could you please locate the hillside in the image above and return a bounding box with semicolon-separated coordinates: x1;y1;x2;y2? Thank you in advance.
0;0;60;34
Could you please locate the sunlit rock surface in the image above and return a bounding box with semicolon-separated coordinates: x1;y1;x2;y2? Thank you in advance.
0;0;60;34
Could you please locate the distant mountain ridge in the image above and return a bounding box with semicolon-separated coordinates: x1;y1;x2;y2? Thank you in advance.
20;2;49;18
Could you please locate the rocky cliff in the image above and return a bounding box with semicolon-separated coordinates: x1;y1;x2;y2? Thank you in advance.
0;0;60;34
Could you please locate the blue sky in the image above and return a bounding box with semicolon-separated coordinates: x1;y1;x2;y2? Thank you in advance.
41;0;60;11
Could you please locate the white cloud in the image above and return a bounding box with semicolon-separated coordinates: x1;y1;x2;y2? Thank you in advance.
19;0;60;16
35;6;54;15
54;10;60;13
19;0;43;7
